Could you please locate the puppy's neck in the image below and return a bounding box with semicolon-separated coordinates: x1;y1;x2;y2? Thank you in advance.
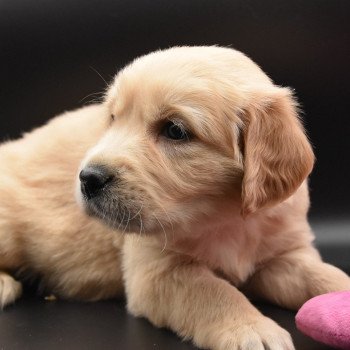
157;202;259;285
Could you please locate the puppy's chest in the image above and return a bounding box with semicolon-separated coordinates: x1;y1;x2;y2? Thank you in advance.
175;224;261;286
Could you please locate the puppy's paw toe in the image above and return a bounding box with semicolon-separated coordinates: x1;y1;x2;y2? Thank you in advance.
218;326;265;350
0;273;22;309
249;317;294;350
213;317;294;350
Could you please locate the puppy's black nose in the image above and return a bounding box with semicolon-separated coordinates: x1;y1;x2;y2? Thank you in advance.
79;166;113;200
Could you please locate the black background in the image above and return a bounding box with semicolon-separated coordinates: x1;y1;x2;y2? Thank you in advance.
1;0;350;218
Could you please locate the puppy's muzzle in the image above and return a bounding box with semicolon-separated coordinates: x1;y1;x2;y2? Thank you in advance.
79;165;114;200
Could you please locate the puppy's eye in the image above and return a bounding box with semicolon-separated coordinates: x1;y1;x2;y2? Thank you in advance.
110;114;115;122
161;121;189;141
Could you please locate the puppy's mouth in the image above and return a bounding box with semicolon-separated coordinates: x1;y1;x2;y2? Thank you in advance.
84;194;143;233
79;165;143;233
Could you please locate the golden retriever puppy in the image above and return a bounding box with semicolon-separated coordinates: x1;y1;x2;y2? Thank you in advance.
1;46;349;350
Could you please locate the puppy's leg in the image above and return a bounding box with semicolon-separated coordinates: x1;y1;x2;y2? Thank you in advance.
244;246;350;310
0;273;22;309
123;240;294;350
0;228;23;308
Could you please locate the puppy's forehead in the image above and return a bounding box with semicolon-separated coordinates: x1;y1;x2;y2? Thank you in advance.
107;46;271;120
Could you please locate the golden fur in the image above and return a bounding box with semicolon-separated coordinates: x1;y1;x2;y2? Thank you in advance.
1;46;349;350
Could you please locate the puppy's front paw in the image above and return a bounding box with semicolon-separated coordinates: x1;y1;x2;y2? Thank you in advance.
0;273;22;309
201;316;294;350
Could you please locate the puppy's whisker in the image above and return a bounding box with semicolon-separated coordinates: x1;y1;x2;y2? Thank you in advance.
157;203;175;242
137;212;144;244
153;214;168;253
111;198;121;229
111;199;118;226
101;202;107;222
130;202;144;221
117;208;126;232
113;206;120;229
122;209;131;235
79;91;105;104
85;97;104;106
89;65;108;85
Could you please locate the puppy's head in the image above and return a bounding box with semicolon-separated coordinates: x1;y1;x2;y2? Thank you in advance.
77;46;314;234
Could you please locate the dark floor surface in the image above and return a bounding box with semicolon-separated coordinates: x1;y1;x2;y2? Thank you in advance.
0;296;338;350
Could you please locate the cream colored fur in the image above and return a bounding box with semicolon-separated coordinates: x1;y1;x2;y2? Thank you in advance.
1;46;349;350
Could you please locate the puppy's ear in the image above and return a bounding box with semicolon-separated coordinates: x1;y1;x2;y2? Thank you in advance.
241;87;315;216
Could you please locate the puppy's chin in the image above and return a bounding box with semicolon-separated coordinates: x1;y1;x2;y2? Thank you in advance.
75;190;142;234
88;201;143;233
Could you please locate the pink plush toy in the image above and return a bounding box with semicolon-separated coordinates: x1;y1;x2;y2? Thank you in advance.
296;291;350;349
